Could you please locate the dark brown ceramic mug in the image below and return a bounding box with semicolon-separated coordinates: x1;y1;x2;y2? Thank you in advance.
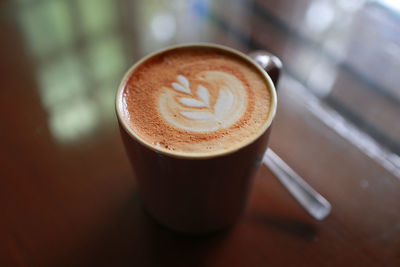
116;43;281;234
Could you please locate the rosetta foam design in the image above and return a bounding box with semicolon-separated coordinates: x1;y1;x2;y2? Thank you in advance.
121;47;271;154
159;73;247;132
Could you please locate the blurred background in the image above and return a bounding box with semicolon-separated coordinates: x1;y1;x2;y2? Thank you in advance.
1;0;400;266
2;0;399;174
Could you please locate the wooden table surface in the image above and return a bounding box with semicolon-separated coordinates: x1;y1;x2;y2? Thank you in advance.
1;0;399;266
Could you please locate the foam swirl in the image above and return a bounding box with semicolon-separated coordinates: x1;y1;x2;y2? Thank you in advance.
159;71;247;132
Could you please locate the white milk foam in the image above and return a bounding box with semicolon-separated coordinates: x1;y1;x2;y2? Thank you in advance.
121;46;272;154
159;72;247;132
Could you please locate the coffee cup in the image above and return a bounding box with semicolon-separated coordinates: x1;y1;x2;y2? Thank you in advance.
116;43;281;234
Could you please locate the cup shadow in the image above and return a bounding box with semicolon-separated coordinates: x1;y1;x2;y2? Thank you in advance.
80;190;227;267
247;212;318;241
73;185;317;266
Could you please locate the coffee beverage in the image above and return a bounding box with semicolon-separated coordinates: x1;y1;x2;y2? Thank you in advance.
116;43;280;233
119;46;273;155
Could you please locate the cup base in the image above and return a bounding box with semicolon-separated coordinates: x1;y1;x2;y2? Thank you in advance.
141;204;238;236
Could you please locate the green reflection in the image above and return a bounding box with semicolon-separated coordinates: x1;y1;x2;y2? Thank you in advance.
77;0;116;35
38;53;86;109
88;35;126;125
87;35;125;82
96;83;119;122
16;0;126;143
18;0;73;57
48;98;99;143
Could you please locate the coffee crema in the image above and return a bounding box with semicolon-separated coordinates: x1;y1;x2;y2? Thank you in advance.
119;46;273;155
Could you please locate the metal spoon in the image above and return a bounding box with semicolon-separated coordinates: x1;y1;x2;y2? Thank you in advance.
250;51;331;220
263;149;331;220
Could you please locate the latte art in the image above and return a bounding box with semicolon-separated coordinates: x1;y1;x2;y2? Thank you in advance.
120;46;272;154
159;72;247;132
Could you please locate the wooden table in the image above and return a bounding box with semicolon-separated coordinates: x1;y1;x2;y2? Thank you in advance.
1;0;399;266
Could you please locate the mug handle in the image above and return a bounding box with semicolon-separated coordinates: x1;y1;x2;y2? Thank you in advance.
248;51;282;89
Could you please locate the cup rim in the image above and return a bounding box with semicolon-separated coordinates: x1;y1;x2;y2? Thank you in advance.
115;42;277;159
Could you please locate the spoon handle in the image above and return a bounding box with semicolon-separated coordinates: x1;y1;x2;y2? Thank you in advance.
263;149;332;220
